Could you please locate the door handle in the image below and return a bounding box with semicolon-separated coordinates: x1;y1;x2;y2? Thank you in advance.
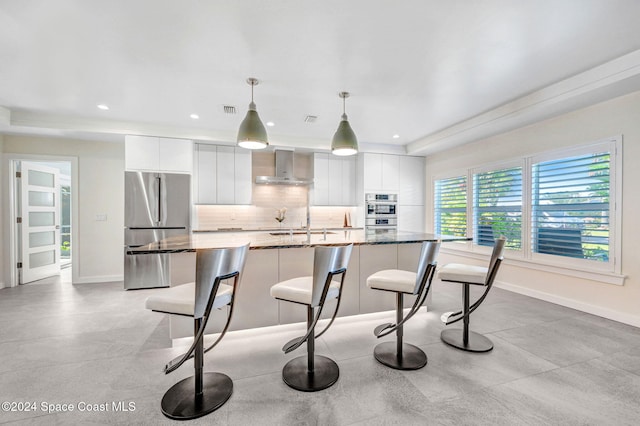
55;225;60;229
156;176;162;224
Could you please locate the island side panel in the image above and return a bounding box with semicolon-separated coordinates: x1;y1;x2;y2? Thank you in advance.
359;244;398;313
277;246;361;324
229;249;280;331
169;252;229;338
397;243;429;308
277;247;315;325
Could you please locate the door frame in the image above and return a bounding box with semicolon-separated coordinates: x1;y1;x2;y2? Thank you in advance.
4;153;79;287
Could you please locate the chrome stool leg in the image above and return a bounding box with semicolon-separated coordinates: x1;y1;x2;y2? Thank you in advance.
282;306;339;392
373;293;428;370
440;284;493;353
160;318;234;420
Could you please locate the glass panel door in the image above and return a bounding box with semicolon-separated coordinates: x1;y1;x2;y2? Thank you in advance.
20;162;61;283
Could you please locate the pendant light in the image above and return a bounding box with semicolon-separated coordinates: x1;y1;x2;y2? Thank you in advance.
237;78;269;149
331;91;358;156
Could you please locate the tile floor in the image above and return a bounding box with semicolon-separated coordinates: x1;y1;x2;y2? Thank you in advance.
1;271;640;425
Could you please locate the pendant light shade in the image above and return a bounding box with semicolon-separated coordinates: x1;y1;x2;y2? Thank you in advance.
237;78;268;149
331;92;358;156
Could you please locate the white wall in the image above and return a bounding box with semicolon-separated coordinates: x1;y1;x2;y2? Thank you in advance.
0;134;4;288
425;90;640;326
3;135;124;284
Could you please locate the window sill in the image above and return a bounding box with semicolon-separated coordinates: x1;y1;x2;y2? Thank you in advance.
439;247;626;286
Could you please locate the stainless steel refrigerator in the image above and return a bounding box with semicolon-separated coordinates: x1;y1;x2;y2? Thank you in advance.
124;171;191;289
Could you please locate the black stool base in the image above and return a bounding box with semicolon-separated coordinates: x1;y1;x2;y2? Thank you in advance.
282;355;339;392
441;329;493;353
161;372;233;420
373;341;428;370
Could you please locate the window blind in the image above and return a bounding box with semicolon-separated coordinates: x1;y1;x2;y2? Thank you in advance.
531;152;610;261
434;175;467;237
473;166;522;249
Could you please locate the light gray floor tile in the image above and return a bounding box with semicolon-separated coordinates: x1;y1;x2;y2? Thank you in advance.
596;346;640;376
493;315;640;366
484;358;640;425
400;335;558;403
2;277;640;425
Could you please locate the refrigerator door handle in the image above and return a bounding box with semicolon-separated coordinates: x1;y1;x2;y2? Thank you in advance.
156;176;162;225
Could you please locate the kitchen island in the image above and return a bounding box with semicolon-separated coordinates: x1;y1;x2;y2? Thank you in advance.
129;230;468;339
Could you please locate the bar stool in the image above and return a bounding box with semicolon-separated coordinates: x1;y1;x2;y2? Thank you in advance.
270;244;353;392
144;243;249;420
366;241;440;370
439;237;506;352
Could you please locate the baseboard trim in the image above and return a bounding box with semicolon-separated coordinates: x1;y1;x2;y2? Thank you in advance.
495;280;640;328
0;281;6;289
74;275;123;284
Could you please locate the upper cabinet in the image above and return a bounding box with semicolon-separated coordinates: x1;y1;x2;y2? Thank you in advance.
125;135;193;173
312;153;356;206
193;143;252;205
361;153;399;192
398;155;425;205
361;153;424;203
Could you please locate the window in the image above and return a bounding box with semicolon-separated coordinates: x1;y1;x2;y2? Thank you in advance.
434;175;467;236
473;166;522;250
531;151;610;262
432;137;620;275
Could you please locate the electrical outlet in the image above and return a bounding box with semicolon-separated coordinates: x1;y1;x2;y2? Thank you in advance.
95;214;107;221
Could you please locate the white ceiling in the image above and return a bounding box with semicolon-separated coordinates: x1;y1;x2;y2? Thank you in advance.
1;0;640;154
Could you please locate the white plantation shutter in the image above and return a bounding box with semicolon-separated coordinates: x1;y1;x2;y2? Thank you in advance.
473;166;522;249
434;176;467;237
531;151;610;262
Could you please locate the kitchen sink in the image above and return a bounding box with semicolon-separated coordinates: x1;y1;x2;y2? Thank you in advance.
269;230;336;236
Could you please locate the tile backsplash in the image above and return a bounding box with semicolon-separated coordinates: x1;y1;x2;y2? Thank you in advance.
194;185;357;230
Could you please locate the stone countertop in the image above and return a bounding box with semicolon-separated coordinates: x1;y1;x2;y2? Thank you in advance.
126;230;469;254
193;227;364;233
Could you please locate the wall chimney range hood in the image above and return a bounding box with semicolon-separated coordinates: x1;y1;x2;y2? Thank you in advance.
255;150;313;186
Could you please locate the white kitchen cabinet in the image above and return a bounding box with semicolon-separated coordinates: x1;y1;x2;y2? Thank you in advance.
362;153;383;192
341;155;356;206
234;148;252;205
194;143;252;205
195;144;217;204
313;153;330;205
399;155;425;205
398;205;425;233
159;138;193;173
381;154;399;191
125;135;192;173
361;153;400;193
313;153;356;206
125;135;158;171
216;146;235;204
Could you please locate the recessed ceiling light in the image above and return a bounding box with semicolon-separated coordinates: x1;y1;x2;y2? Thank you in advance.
266;121;275;127
392;134;400;139
97;104;109;110
190;114;199;119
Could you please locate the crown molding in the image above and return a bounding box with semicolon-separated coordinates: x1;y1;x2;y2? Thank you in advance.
407;49;640;156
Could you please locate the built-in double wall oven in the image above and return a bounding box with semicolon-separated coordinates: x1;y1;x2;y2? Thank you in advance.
365;193;397;231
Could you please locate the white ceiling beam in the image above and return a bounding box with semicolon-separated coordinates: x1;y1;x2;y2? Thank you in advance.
407;49;640;156
0;106;10;127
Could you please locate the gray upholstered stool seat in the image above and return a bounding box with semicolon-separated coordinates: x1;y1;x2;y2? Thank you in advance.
146;282;233;316
270;244;353;392
270;277;340;306
144;244;249;420
366;241;440;370
439;237;506;353
437;264;487;285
